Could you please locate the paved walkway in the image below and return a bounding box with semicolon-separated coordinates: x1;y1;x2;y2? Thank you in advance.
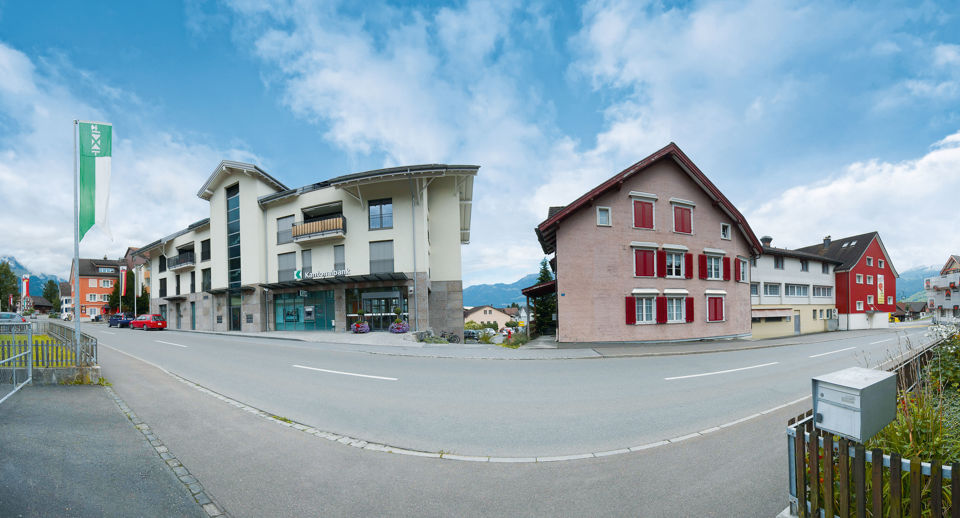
0;386;208;517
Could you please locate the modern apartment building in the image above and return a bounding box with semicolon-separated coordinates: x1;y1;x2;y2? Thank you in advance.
750;236;841;339
532;142;762;343
69;258;121;319
135;161;477;337
925;255;960;324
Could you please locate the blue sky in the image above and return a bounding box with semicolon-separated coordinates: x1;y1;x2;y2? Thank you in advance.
1;1;959;288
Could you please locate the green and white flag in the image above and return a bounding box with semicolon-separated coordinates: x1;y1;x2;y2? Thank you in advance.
78;121;112;241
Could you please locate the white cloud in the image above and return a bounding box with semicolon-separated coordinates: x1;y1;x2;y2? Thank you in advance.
747;130;960;272
0;42;254;279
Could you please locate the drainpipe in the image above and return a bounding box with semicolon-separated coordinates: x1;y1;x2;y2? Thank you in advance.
409;174;419;332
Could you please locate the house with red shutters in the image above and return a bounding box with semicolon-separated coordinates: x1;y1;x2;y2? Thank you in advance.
923;255;960;324
529;142;762;343
795;232;898;330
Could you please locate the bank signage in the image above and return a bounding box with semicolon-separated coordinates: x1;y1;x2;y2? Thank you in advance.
294;268;351;281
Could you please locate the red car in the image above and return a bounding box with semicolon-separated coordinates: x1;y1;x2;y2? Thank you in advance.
129;314;167;331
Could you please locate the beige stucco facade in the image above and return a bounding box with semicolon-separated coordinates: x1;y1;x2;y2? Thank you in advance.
749;304;837;340
464;305;513;328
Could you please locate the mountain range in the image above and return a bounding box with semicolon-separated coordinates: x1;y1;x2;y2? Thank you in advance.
463;273;540;307
896;263;940;302
0;255;63;297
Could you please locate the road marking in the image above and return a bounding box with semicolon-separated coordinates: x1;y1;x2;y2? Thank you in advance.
664;361;779;381
101;331;116;335
293;364;398;381
870;338;894;345
155;340;188;348
809;346;856;358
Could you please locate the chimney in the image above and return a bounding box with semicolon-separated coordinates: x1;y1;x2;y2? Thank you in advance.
823;235;831;248
760;236;772;247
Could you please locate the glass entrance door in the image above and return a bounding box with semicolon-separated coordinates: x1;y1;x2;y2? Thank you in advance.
363;295;402;331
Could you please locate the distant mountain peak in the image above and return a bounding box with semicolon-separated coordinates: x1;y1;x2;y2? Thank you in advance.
0;255;62;296
463;273;539;307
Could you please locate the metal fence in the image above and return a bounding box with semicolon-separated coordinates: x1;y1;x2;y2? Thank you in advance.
0;322;32;405
786;334;948;517
0;320;99;404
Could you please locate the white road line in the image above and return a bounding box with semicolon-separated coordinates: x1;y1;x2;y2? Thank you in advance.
870;338;894;345
664;361;779;381
293;364;397;381
155;340;188;348
809;346;856;358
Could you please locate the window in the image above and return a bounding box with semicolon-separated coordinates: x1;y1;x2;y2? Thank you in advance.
720;223;731;240
673;205;692;233
101;294;110;302
159;278;167;298
666;298;685;322
278;252;296;281
856;274;863;284
886;296;892;305
822;262;830;274
800;260;809;272
750;256;757;267
370;240;394;273
867;275;873;285
87;294;96;302
226;185;241;289
750;283;759;296
774;256;784;269
201;239;211;262
764;283;780;296
632;200;653;229
785;284;809;297
634;249;655;277
88;278;97;288
866;257;873;266
812;309;817;320
707;296;724;322
277;215;294;245
812;286;832;297
857;300;864;311
665;252;684;278
635;296;655;323
334;245;345;271
190;271;196;294
101;279;113;288
819;309;824;319
879;260;885;269
369;199;393;230
867;295;874;305
302;249;312;276
706;256;722;280
202;268;211;292
739;259;747;282
175;274;181;296
98;267;114;273
596;206;611;227
159;255;166;273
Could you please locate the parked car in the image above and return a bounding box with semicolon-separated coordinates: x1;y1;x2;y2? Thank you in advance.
61;311;73;321
463;329;480;341
0;312;27;323
108;312;135;328
478;328;497;337
129;314;167;331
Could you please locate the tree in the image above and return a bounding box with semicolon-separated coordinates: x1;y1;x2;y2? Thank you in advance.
510;302;519;308
0;262;18;312
532;258;556;335
43;279;61;312
107;270;150;314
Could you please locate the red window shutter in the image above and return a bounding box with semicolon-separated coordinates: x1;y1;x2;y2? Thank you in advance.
734;258;741;282
657;250;667;278
717;298;724;321
699;254;708;280
634;201;653;229
656;296;668;324
633;200;643;228
643;202;653;229
635;249;643;276
684;253;693;279
636;250;654;277
675;207;691;233
685;297;694;322
684;208;692;233
625;297;636;325
723;257;731;281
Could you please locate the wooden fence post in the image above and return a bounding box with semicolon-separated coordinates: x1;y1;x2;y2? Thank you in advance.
931;460;941;517
855;444;865;518
824;433;835;518
795;428;808;518
951;462;959;518
809;428;820;517
839;437;850;518
872;448;883;517
910;457;921;518
890;452;902;518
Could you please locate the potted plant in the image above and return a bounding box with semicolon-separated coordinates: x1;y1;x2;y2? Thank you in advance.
352;309;369;333
389;307;408;333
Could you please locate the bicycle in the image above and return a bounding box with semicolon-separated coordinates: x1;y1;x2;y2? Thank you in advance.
439;330;461;343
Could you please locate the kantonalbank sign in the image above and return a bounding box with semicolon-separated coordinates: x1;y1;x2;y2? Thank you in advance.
293;268;351;281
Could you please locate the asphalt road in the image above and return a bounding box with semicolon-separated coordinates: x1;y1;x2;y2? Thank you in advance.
85;323;933;458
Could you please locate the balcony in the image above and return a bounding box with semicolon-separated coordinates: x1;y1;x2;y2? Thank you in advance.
927;273;960;291
292;214;346;244
168;251;196;271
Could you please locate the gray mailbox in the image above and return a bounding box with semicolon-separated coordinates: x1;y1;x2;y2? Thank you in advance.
812;367;897;443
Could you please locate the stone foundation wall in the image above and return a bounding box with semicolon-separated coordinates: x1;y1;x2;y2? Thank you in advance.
428;280;463;341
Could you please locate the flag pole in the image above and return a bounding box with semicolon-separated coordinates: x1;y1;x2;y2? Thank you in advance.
73;120;80;360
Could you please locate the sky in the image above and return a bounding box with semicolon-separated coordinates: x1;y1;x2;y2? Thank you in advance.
0;0;959;288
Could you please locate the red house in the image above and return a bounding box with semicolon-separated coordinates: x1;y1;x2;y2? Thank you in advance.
795;232;898;330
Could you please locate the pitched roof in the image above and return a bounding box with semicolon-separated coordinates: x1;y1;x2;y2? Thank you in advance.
535;142;762;255
58;282;71;296
907;301;927;312
794;232;898;276
547;206;565;219
75;259;122;278
761;246;843;264
28;296;52;307
197;160;288;200
941;255;960;275
502;307;519;317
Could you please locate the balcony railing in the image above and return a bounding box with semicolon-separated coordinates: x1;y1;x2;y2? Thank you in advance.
292;215;346;243
168;251;196;271
927;273;960;290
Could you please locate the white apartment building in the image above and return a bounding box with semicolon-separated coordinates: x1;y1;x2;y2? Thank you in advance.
750;237;841;339
926;255;960;324
136;161;477;338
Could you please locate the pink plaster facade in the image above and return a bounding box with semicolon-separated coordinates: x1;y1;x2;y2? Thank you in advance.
553;158;754;343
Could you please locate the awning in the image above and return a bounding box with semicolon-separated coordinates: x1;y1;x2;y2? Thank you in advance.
261;272;408;290
751;308;793;318
162;295;187;301
521;279;556;297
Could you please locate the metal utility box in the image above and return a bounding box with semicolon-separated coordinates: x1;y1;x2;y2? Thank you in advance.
812;367;897;443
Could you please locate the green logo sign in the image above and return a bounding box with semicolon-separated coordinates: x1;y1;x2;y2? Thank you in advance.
294;269;302;280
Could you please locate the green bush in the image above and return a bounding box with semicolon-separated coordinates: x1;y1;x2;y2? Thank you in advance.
464;320;482;330
927;335;960;390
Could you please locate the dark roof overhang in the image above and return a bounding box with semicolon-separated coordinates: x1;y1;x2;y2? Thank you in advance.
521;279;557;298
260;272;409;290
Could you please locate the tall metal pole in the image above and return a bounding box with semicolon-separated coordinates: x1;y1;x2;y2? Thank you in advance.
134;265;138;316
73;120;80;359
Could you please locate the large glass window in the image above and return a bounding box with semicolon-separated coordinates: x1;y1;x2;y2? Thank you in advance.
159;255;166;272
202;268;211;292
226;184;241;330
201;239;210;261
278;252;296;281
334;245;345;271
369;199;393;230
301;249;312;275
370;241;394;273
277;215;294;244
159;278;167;297
785;284;809;297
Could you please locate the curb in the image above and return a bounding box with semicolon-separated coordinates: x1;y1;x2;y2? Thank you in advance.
104;386;229;517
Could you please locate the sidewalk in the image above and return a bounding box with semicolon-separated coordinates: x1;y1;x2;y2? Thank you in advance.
0;386;207;517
